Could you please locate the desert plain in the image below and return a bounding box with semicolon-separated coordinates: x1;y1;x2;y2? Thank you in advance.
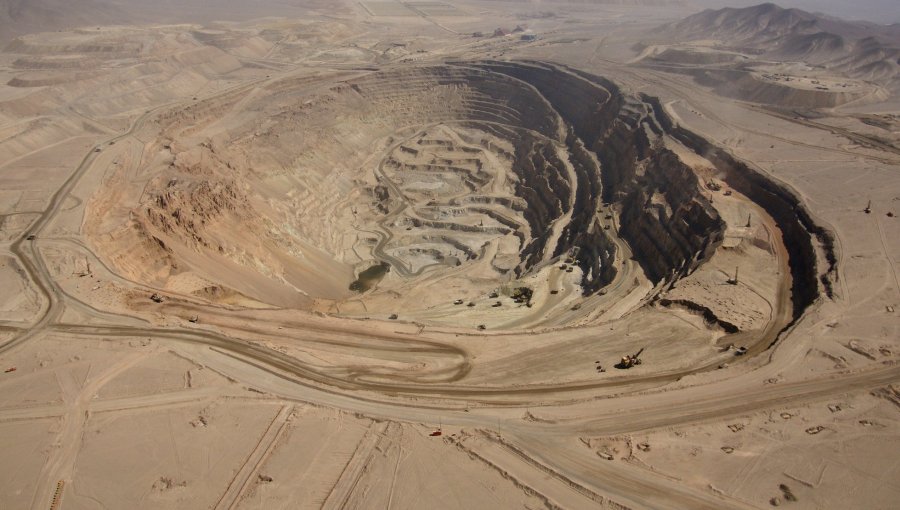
0;1;899;509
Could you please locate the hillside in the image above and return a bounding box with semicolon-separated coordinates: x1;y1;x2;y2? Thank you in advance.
650;3;900;87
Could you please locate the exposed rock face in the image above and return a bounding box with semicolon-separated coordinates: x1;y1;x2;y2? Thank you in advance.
145;180;251;251
476;61;725;289
509;132;572;270
616;150;724;283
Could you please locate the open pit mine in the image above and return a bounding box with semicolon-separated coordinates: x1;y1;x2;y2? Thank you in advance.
1;3;898;510
95;60;818;342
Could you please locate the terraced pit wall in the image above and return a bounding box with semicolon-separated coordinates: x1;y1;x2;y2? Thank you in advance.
476;61;725;289
642;93;836;320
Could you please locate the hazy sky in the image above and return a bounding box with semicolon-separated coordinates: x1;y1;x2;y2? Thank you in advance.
691;0;900;24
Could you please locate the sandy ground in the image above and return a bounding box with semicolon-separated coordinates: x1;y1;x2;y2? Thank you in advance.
0;2;898;509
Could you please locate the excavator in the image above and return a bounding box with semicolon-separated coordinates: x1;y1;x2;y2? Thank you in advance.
617;348;644;369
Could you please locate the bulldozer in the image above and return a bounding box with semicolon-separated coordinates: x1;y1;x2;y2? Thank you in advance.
617;348;644;369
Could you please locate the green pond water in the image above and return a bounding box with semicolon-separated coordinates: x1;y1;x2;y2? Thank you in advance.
349;262;390;292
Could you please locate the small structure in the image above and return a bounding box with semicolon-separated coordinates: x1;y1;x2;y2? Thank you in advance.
388;314;398;320
520;34;537;41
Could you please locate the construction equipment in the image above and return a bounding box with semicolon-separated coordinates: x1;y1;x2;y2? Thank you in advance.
617;348;644;369
727;266;739;285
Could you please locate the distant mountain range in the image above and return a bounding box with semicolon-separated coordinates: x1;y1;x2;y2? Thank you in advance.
0;0;127;41
653;3;900;84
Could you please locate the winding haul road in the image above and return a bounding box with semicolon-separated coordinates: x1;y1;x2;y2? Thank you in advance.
1;60;897;510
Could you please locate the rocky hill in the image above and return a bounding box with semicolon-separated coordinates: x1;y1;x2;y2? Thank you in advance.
651;3;900;88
